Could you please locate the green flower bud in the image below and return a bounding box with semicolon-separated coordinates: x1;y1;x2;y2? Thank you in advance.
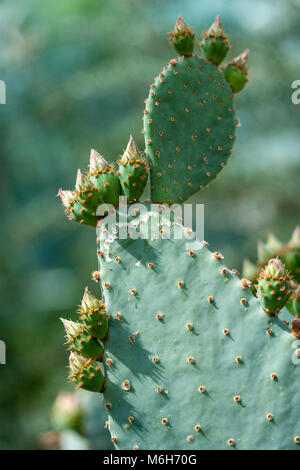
78;288;109;340
68;352;105;393
57;188;76;208
223;49;249;93
257;257;292;315
168;16;195;57
121;135;141;165
89;149;110;174
61;318;104;360
51;392;83;432
265;257;287;278
201;15;230;65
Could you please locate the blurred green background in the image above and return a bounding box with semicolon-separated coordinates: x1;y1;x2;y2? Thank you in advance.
0;0;299;449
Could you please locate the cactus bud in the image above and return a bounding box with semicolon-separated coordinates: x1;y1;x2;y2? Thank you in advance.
88;149;121;207
201;14;230;65
75;169;90;192
68;352;105;393
61;318;104;360
168;15;195;57
265;257;286;277
282;226;300;283
118;136;148;201
242;259;258;279
257;257;292;315
288;226;300;248
78;288;109;340
57;188;98;227
89;149;110;173
57;188;76;208
51;392;83;432
121;135;140;164
223;49;249;93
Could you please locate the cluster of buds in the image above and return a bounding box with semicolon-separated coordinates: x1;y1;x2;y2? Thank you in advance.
61;288;109;393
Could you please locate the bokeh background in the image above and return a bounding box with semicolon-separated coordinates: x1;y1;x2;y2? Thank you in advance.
0;0;299;449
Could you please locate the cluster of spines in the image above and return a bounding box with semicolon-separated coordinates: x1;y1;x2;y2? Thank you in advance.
61;288;108;392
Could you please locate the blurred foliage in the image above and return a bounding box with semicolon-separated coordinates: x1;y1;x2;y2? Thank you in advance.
0;0;299;449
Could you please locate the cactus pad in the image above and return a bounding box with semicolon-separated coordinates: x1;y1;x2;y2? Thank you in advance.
97;205;300;450
144;56;236;204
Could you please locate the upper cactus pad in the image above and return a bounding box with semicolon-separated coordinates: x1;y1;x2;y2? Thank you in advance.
144;56;236;204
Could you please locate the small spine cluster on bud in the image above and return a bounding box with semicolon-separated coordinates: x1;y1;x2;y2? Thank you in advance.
201;15;230;65
168;16;195;57
257;257;292;315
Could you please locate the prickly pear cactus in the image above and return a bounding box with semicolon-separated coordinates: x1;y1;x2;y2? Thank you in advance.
59;16;300;451
95;206;300;450
144;15;244;205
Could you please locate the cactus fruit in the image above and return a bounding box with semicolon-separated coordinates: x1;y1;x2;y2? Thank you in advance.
79;287;109;340
257;258;292;315
57;189;99;226
243;227;300;317
68;352;105;393
118;136;148;202
88;150;121;207
58;17;300;450
168;15;195;57
223;49;249;93
61;318;104;360
201;15;230;65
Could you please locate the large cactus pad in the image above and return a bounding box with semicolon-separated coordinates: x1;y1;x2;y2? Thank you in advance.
98;204;300;450
144;56;236;204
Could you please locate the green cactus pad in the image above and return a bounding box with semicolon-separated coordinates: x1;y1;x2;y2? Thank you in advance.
144;56;236;204
97;204;299;450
